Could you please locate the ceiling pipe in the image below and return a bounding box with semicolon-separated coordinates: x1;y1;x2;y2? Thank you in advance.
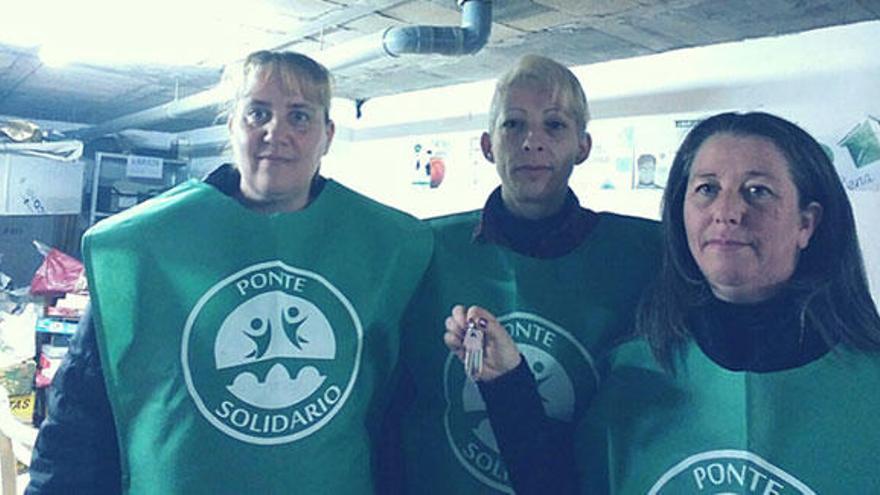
68;87;227;141
68;0;492;142
317;0;492;70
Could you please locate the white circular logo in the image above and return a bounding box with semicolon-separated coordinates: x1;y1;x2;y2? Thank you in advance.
650;450;815;494
182;261;362;445
444;312;598;493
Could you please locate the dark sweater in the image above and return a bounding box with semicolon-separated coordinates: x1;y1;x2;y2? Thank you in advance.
691;291;833;372
474;186;598;258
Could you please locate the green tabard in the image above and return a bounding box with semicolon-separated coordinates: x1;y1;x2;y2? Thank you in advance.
398;210;660;494
589;339;880;494
83;179;432;494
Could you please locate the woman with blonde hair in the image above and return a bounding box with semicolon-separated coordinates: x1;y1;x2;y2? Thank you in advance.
28;51;432;494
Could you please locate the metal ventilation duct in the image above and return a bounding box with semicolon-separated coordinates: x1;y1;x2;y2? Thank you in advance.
318;0;492;70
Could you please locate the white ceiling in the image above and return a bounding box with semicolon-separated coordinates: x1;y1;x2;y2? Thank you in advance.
0;0;878;137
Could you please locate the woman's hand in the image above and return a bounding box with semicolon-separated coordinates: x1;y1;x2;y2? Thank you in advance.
443;304;522;381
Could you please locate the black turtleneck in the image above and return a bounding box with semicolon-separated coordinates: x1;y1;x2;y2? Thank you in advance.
689;291;835;372
473;186;599;259
497;193;571;252
203;163;326;201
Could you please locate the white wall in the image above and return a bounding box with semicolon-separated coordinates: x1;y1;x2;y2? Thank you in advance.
318;20;880;302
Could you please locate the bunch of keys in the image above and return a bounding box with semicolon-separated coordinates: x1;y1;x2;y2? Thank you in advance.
463;320;485;380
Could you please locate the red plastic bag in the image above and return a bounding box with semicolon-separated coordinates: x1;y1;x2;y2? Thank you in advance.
29;241;87;295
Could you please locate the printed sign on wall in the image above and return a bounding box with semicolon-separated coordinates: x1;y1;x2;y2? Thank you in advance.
411;140;448;189
831;116;880;191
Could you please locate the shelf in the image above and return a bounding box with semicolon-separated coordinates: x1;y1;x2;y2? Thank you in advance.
35;317;78;336
88;152;189;226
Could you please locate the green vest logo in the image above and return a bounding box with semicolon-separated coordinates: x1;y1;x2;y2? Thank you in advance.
182;261;362;445
650;450;815;494
443;312;598;493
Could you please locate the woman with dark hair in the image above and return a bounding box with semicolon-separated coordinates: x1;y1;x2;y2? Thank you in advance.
640;111;880;371
446;111;880;493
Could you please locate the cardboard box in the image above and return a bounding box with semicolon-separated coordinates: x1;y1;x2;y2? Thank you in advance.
0;154;84;215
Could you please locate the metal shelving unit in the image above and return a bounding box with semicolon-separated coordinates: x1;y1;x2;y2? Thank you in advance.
88;152;189;225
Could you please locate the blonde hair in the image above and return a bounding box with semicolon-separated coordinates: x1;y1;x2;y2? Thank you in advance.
488;55;589;133
220;50;333;123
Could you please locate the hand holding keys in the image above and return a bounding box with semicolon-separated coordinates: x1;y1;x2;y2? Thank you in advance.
463;320;485;379
444;305;521;382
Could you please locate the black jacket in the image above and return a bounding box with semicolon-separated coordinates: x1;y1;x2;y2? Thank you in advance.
26;307;120;494
26;165;259;494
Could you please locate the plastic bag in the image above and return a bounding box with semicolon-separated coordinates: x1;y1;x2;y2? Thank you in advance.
35;344;68;388
29;241;87;295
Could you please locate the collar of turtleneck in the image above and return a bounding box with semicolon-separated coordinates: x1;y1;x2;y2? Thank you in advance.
689;290;836;372
203;163;326;203
473;186;598;259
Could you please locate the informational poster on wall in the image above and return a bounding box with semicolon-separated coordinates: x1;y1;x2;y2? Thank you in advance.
573;114;701;188
776;108;878;306
813;115;880;304
410;140;449;189
325;113;715;220
326;110;879;248
822;116;880;192
322;130;497;219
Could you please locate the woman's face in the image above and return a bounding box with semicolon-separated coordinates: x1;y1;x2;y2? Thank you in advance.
684;133;822;303
481;83;590;219
228;69;334;212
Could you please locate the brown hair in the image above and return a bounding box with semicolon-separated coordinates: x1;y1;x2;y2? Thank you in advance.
637;111;880;370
